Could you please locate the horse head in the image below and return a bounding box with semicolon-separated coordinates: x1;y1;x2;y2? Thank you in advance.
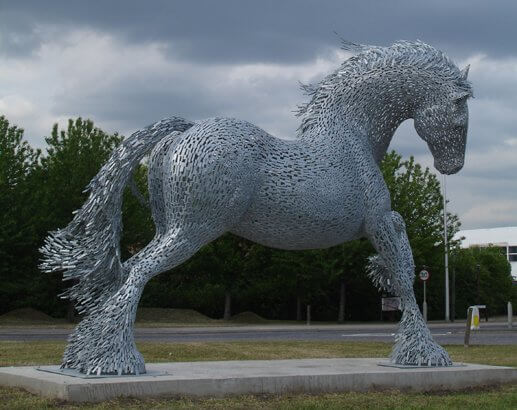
414;65;472;175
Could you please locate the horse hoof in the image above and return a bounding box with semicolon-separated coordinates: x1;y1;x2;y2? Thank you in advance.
63;346;146;376
391;338;452;367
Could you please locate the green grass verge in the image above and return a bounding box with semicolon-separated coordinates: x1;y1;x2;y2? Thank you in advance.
1;340;517;367
1;384;516;409
0;341;516;409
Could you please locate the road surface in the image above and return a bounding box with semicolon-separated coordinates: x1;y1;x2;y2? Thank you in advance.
0;322;515;345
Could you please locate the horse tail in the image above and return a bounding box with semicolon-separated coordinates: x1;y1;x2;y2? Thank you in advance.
39;117;194;316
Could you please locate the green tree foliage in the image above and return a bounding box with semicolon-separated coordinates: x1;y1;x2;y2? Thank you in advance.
272;240;376;321
267;248;334;320
451;247;514;319
34;119;123;316
187;234;266;319
327;239;377;321
0;116;129;316
140;234;272;319
40;118;122;230
0;116;41;313
120;164;155;260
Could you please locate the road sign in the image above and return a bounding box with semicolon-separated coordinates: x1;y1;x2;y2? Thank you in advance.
381;297;401;311
419;269;430;281
420;269;430;321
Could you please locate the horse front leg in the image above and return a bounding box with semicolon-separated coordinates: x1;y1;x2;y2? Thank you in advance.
366;210;452;366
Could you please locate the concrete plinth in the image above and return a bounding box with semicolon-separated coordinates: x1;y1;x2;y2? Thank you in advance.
1;358;515;403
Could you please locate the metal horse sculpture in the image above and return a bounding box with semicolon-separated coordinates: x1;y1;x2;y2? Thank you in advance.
41;40;472;375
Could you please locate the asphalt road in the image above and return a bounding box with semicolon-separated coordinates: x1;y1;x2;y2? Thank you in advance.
1;322;515;345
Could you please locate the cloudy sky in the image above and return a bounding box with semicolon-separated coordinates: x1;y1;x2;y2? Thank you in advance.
1;0;516;230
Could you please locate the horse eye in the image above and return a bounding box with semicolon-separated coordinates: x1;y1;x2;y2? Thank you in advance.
454;96;467;105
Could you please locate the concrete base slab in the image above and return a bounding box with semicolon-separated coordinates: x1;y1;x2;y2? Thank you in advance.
1;358;516;403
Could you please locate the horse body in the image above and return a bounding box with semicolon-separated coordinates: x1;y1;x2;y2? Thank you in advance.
153;117;366;251
41;40;472;375
233;127;367;250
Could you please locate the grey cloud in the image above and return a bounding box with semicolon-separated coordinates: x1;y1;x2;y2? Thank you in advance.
52;85;220;131
50;66;303;140
1;0;517;62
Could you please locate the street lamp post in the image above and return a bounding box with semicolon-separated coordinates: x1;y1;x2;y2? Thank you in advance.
443;175;450;322
476;264;481;305
451;266;456;322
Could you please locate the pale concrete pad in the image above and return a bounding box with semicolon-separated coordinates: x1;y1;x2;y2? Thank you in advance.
1;358;515;403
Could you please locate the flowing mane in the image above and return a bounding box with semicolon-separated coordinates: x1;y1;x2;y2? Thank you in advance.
296;40;473;134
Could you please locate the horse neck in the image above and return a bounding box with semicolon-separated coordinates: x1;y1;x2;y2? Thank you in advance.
299;66;425;163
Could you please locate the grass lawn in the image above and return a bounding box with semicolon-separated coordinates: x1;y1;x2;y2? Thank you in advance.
0;341;516;409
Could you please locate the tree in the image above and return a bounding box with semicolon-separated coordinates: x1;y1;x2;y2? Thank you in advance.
269;249;329;321
0;116;41;314
183;233;263;320
451;247;514;318
40;118;122;231
33;118;123;317
120;164;155;260
325;240;374;322
0;116;129;316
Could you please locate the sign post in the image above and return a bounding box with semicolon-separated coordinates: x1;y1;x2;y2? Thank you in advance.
464;307;473;347
419;269;430;322
509;302;513;330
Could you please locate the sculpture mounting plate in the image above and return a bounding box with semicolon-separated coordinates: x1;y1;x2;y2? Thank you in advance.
36;366;169;379
377;361;466;369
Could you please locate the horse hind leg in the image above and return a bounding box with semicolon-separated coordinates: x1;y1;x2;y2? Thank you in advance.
62;229;208;375
367;210;452;366
62;129;255;375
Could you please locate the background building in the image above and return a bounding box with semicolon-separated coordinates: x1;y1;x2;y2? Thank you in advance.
454;226;517;282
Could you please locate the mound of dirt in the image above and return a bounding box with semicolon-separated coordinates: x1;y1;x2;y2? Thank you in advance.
0;308;57;323
230;311;268;323
135;307;215;323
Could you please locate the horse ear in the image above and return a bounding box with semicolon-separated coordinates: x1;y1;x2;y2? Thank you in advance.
453;91;470;101
460;64;470;80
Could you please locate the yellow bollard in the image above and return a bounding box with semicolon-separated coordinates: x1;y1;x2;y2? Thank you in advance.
470;306;480;330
